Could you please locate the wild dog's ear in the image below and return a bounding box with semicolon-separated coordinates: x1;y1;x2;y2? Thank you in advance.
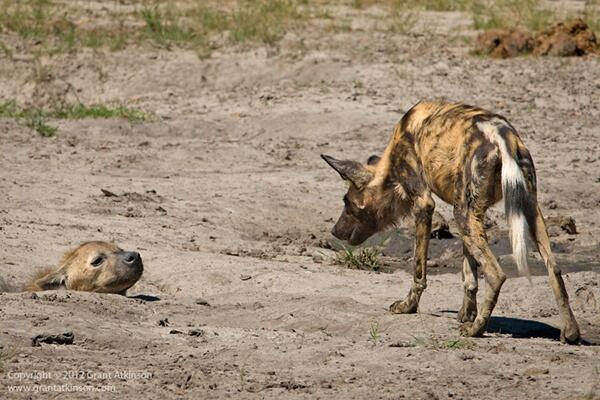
366;155;381;165
321;154;373;189
34;269;67;291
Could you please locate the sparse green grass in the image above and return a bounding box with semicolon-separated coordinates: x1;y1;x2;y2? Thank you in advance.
389;0;582;34
52;104;151;122
471;0;552;31
230;0;307;45
0;101;151;136
0;0;131;53
0;0;57;40
319;326;332;337
583;1;600;33
369;321;380;346
0;102;151;122
0;101;57;136
388;9;417;34
0;0;307;54
140;0;308;48
334;246;380;271
25;111;57;137
393;0;474;12
141;6;198;48
0;0;596;57
440;338;475;350
238;365;246;392
409;335;475;350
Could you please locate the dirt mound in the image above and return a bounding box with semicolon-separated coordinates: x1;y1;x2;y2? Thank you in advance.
476;18;599;58
534;18;599;56
475;29;534;58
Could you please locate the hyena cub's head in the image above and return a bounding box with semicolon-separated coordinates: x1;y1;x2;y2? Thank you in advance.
321;154;404;245
29;241;143;294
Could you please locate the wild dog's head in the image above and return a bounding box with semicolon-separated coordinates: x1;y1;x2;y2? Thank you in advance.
29;241;143;294
321;154;408;245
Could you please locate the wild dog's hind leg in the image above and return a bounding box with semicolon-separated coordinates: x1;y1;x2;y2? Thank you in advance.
529;205;580;343
390;193;434;314
457;245;478;323
456;212;506;337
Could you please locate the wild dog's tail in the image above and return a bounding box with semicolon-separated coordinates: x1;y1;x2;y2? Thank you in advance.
478;119;532;283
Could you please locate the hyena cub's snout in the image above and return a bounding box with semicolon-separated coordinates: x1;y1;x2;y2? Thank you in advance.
113;250;143;286
121;251;142;267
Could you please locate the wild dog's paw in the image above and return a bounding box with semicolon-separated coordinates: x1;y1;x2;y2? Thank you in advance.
459;320;485;337
458;322;474;337
560;321;580;345
389;299;418;314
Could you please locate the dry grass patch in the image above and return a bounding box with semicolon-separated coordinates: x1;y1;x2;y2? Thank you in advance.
0;101;151;137
0;0;309;55
334;246;381;271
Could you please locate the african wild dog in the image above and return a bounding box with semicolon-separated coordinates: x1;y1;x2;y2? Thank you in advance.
321;101;580;344
25;241;143;294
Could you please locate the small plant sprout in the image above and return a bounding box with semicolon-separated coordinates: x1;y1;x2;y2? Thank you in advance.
369;320;380;346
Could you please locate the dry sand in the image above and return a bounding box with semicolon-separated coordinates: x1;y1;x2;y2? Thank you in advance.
1;2;599;399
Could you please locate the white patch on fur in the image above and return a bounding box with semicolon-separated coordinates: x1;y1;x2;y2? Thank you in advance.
462;258;478;292
509;212;530;281
478;120;525;189
394;183;408;200
477;119;531;283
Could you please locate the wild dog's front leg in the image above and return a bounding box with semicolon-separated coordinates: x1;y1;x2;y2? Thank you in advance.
457;246;478;323
390;194;434;314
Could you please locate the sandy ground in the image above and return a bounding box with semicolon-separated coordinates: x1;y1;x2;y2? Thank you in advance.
1;2;600;399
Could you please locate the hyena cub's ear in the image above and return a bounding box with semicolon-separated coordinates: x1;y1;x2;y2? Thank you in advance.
366;155;381;165
34;268;67;290
321;154;373;190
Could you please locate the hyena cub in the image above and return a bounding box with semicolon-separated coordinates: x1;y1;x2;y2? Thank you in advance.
26;241;143;295
322;101;580;344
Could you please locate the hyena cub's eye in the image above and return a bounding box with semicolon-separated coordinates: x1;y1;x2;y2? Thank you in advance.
90;255;105;267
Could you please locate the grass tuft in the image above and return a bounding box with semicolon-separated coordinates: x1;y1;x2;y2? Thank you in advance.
230;0;307;45
393;0;474;12
471;0;553;31
141;6;197;48
238;365;246;392
52;104;151;122
26;111;57;137
0;0;305;54
369;321;380;346
410;335;476;350
388;9;417;34
334;246;380;271
0;101;151;136
2;0;592;56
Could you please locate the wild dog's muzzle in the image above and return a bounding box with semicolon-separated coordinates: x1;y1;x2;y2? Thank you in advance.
331;210;376;246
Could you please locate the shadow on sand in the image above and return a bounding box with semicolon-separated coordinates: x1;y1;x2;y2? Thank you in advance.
486;316;561;340
129;294;161;302
440;311;597;345
487;316;598;345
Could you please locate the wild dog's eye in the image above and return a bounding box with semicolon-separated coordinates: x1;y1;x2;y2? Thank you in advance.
90;255;104;267
343;195;359;215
